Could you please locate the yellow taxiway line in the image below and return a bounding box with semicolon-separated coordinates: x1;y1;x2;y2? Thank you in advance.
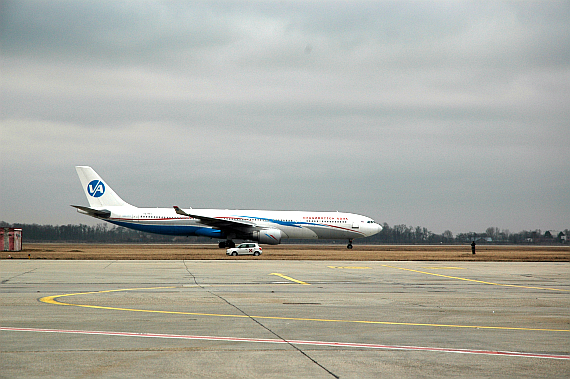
269;273;310;285
39;286;569;333
380;264;569;292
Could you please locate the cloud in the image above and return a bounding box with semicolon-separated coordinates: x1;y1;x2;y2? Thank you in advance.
1;1;568;233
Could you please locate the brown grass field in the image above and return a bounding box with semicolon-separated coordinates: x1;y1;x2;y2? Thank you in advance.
3;243;569;261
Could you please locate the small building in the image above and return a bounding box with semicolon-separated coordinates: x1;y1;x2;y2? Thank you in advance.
1;228;22;251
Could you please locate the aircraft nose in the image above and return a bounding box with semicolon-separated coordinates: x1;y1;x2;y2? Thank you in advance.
365;222;382;236
375;223;382;234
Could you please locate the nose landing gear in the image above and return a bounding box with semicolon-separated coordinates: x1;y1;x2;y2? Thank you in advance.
347;239;353;249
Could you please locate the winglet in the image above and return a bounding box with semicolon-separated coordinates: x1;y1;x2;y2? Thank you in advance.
173;206;189;217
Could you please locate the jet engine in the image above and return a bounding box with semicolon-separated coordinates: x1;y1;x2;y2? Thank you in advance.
252;229;283;245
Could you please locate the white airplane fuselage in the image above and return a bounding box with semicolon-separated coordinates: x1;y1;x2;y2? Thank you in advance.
98;206;380;240
73;166;382;248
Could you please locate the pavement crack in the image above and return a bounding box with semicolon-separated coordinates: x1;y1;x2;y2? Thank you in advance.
1;268;37;284
182;260;339;379
103;261;117;269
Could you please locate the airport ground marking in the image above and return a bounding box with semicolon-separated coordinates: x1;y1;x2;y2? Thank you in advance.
2;326;569;360
381;264;570;292
328;266;371;269
40;286;178;306
269;273;310;285
39;288;570;333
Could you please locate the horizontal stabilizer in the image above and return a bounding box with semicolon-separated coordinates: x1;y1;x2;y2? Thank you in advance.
71;205;111;218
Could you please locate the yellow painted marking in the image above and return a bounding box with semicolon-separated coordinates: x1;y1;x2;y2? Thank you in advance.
40;287;177;305
39;287;570;333
381;265;569;292
328;266;371;269
269;273;310;285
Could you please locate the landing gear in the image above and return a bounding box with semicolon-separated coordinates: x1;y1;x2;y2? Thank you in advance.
218;240;235;248
347;239;353;249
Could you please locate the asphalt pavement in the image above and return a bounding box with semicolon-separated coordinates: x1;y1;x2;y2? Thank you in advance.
1;259;569;378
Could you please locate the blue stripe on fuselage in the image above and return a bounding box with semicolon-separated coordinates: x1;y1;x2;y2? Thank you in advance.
107;220;225;238
238;215;303;228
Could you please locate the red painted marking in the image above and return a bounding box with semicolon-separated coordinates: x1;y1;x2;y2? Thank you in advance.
1;327;568;360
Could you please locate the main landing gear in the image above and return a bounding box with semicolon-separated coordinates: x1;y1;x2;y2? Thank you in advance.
218;240;235;249
347;239;353;249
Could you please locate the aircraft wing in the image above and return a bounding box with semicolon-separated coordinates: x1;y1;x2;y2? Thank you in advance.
71;205;111;218
173;206;256;232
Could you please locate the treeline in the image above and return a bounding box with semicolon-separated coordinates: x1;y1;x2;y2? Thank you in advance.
0;221;210;243
363;224;569;245
1;221;567;245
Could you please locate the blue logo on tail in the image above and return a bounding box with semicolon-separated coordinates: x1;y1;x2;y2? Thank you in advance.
87;180;105;197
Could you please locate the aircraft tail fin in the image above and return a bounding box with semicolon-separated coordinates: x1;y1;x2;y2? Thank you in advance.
75;166;131;208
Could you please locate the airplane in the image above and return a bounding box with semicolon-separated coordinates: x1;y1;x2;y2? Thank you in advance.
72;166;382;249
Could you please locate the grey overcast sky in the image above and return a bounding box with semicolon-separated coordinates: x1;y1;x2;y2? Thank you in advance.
1;1;569;234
